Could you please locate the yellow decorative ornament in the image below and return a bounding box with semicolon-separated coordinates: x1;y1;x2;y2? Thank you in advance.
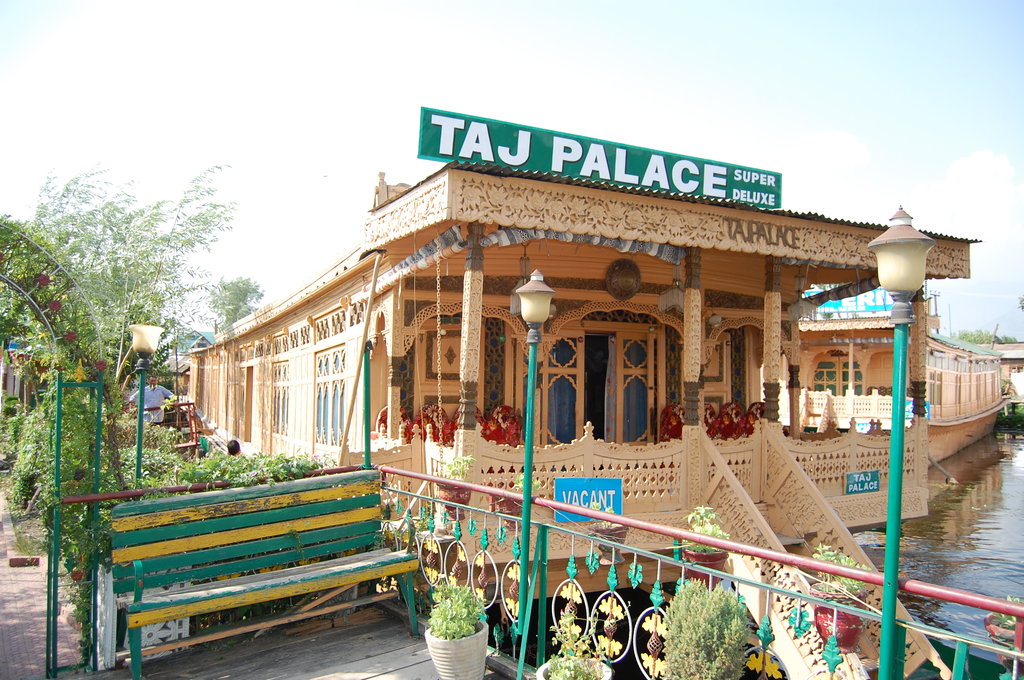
558;581;584;604
746;650;783;679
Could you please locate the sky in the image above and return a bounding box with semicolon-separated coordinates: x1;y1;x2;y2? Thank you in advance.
1;1;1022;337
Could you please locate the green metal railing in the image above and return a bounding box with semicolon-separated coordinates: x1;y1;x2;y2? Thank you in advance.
380;467;1024;680
46;370;104;678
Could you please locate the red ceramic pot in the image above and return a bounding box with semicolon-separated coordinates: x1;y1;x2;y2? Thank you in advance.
435;483;472;521
492;496;523;530
682;548;729;588
810;587;865;652
984;613;1023;673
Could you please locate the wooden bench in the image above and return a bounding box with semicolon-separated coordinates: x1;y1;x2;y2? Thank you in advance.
110;469;419;680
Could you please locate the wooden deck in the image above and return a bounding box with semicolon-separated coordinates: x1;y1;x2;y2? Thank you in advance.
87;607;506;680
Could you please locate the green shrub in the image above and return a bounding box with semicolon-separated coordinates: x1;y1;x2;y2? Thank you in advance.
685;506;730;554
427;582;485;640
440;454;474;481
545;609;607;680
996;410;1024;430
664;581;749;680
993;596;1023;629
811;544;869;597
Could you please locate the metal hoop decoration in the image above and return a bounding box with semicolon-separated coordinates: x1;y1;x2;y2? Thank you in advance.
500;559;528;622
443;539;471;587
592;590;634;665
632;606;668;680
551;578;591;631
418;533;444;586
470;549;500;609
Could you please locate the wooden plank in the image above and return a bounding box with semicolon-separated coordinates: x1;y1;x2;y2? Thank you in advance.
111;520;380;582
111;480;379;532
112;493;381;549
126;590;398;657
111;469;379;517
135;549;413;602
117;613;429;679
112;532;377;595
113;506;381;563
126;552;417;627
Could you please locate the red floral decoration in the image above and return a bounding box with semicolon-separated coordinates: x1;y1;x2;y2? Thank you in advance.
63;331;77;343
95;360;108;371
659;403;685;441
36;274;51;287
48;300;62;312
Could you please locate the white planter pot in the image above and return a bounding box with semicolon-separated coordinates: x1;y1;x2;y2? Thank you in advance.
537;658;613;680
425;621;489;680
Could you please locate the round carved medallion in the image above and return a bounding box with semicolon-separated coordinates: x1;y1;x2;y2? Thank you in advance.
606;259;641;300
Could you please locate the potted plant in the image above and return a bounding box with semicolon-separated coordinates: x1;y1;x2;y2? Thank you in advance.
663;580;749;680
537;609;613;680
589;502;628;565
436;454;474;521
808;544;869;651
682;506;730;587
425;581;489;680
983;595;1023;673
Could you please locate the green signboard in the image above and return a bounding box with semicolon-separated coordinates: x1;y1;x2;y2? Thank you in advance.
418;107;783;209
845;470;880;495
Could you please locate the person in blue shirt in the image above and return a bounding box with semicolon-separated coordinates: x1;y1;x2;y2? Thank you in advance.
128;376;174;423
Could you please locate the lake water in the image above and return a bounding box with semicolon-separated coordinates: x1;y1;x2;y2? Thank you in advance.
855;434;1024;642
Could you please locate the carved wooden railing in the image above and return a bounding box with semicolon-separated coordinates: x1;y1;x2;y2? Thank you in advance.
695;429;864;680
418;416;931;536
760;424;948;678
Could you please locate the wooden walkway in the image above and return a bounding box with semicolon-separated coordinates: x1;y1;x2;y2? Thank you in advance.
85;607;506;680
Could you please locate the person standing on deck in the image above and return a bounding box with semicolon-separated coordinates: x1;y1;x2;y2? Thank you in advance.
128;376;174;423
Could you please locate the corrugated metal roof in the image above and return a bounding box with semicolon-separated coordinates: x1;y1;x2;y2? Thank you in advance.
930;332;1002;356
436;162;978;244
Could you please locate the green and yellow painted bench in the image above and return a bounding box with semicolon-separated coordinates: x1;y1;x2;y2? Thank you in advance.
110;468;418;679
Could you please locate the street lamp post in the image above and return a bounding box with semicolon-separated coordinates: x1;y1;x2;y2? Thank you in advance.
868;209;934;680
129;324;164;485
513;270;555;678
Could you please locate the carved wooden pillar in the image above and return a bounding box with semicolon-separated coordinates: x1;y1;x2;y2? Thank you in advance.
909;291;928;417
457;223;484;437
762;257;782;422
384;293;404;440
909;290;929;487
682;248;703;509
787;364;802;439
682;249;703;426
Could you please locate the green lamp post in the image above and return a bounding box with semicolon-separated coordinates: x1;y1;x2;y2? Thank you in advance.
868;208;934;680
513;270;555;678
129;323;164;485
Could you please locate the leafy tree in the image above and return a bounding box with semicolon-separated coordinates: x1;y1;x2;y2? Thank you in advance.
208;276;264;329
28;168;234;385
1;168;234;488
953;329;1017;345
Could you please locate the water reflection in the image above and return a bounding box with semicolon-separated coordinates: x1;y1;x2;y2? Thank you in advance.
856;435;1023;641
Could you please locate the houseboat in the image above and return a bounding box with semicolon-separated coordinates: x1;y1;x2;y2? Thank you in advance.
190;110;978;678
787;315;1004;461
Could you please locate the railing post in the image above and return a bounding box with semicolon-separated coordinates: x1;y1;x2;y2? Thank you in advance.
879;318;910;680
535;524;549;668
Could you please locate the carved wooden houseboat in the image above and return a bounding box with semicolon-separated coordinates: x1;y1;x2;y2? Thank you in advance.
190;158;975;677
